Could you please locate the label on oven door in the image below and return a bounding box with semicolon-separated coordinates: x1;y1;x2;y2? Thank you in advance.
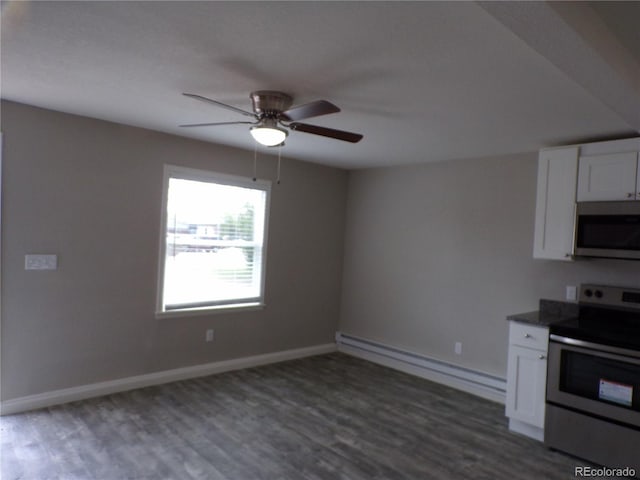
598;379;633;407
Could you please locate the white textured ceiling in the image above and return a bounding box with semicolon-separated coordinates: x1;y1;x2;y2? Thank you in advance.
1;1;639;169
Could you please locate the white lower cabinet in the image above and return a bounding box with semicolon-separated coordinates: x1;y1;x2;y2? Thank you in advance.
505;322;548;441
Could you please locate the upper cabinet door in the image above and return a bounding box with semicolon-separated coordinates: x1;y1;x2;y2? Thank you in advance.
533;147;578;260
577;152;639;202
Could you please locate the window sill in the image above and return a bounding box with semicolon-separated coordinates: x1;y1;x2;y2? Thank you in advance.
155;302;265;319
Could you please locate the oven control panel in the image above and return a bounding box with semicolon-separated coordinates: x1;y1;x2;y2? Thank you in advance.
580;284;640;310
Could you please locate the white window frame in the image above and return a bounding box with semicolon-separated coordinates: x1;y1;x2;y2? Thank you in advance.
156;165;271;317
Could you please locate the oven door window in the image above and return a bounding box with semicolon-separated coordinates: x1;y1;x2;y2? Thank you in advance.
560;351;640;412
576;214;640;251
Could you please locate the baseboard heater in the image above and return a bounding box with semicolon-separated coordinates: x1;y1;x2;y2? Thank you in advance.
335;332;506;404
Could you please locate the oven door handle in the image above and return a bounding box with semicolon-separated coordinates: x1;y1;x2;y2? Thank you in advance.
550;334;640;359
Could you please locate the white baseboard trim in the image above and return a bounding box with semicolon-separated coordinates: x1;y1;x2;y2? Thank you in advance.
0;343;336;416
336;332;506;404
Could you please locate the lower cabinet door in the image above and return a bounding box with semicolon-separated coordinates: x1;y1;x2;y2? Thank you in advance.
506;344;547;428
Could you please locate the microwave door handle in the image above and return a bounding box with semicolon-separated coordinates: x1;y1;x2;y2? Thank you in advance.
568;202;577;258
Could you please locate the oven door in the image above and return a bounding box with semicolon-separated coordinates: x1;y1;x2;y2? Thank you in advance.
547;335;640;428
574;201;640;260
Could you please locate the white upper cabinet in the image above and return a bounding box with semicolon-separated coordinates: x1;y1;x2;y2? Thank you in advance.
533;137;640;260
577;152;640;201
533;146;578;260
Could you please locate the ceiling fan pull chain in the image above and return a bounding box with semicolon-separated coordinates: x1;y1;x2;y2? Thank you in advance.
253;141;258;182
277;144;282;184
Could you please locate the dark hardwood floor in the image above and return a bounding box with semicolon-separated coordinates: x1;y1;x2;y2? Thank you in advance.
1;353;590;479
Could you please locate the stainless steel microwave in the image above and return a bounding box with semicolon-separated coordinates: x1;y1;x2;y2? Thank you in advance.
574;201;640;260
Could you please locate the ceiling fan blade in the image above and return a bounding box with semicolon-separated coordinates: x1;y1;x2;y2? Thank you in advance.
281;100;340;122
289;122;363;143
179;121;256;128
183;93;256;118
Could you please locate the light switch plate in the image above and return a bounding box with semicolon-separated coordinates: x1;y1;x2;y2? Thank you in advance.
25;254;58;270
566;285;577;301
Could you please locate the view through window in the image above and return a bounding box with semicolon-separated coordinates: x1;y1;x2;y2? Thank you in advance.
159;166;270;312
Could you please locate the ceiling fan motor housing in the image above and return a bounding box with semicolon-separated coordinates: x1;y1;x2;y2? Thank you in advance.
250;91;293;118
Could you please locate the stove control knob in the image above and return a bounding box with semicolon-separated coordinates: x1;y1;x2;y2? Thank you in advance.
584;289;593;297
595;290;603;299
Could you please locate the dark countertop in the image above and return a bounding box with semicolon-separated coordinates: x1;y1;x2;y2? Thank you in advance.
507;299;578;327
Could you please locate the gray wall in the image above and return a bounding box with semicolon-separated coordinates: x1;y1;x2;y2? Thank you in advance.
3;99;638;401
339;153;639;377
0;101;348;400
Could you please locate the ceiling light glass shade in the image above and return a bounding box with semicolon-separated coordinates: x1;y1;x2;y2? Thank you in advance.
250;122;288;147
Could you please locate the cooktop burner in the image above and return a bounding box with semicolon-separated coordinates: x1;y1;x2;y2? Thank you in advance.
549;284;640;352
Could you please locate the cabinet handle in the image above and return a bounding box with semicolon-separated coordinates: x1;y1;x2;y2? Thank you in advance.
627;193;635;198
524;333;531;338
539;355;546;360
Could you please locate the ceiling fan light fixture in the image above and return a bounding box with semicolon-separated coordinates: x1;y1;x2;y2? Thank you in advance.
182;91;362;144
250;120;288;147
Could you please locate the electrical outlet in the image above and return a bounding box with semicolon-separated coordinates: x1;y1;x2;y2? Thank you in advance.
455;342;462;355
566;285;577;301
205;329;214;342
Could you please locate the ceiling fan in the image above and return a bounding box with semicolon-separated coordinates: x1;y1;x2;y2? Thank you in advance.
180;91;363;147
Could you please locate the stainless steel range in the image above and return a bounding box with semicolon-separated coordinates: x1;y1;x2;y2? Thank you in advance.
546;284;640;474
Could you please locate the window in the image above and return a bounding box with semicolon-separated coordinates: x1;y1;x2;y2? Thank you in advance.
157;165;270;314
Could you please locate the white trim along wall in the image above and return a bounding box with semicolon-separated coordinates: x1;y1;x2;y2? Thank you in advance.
336;332;507;404
2;333;509;415
1;343;336;415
